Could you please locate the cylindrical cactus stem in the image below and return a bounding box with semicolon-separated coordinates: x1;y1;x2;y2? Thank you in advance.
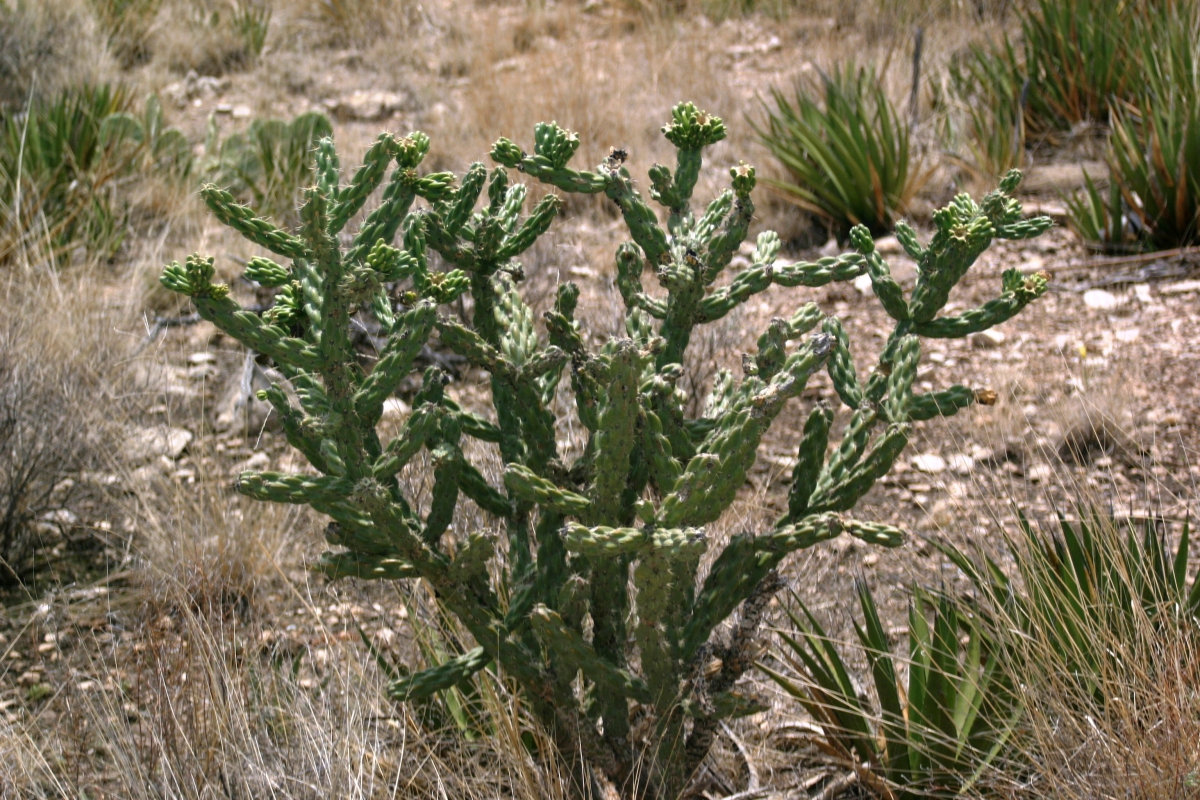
389;646;491;701
823;317;862;409
883;334;920;423
787;403;834;521
422;444;461;545
813;407;876;497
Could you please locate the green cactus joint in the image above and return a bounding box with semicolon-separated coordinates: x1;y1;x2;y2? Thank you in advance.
157;109;1050;799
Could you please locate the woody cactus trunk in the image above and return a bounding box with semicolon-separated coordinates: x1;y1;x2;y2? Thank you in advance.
159;103;1050;799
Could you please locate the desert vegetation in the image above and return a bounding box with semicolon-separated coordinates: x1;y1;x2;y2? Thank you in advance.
0;0;1198;798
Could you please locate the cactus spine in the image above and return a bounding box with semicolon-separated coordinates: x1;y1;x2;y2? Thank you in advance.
159;105;1050;799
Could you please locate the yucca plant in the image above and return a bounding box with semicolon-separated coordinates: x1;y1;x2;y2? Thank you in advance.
1063;171;1142;253
1105;8;1200;249
757;62;929;241
940;510;1200;709
0;85;187;263
1018;0;1139;133
945;42;1027;190
231;0;271;59
1064;4;1200;251
766;582;1020;799
205;110;334;226
951;0;1150;141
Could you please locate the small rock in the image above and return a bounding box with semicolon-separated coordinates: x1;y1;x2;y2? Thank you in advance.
215;103;233;114
911;453;947;474
853;273;873;295
49;478;75;504
862;552;879;567
188;352;217;365
818;237;840;258
1018;254;1045;274
381;397;410;422
1133;283;1153;303
40;509;79;527
128;460;172;489
1026;463;1054;482
17;671;41;687
163;70;230;107
232;105;252;119
969;444;993;462
874;235;902;255
1115;328;1140;343
81;471;121;487
1159;279;1200;296
323;90;409;121
929;499;955;528
187;363;219;380
236;452;271;473
947;454;975;475
122;426;193;462
1083;289;1121;310
971;329;1006;348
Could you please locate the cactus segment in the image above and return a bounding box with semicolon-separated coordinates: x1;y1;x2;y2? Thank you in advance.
315;550;420;581
504;464;591;516
788;403;834;520
822;317;862;410
200;185;308;259
530;605;652;704
389;646;491;701
914;269;1049;338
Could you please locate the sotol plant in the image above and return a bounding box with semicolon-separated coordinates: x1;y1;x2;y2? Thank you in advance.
158;103;1050;799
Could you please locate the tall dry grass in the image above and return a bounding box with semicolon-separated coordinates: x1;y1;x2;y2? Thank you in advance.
973;508;1200;800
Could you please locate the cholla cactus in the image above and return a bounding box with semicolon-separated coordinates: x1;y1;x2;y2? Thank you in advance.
159;104;1050;799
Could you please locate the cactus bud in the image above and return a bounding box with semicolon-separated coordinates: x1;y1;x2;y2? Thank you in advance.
730;162;756;198
244;256;290;287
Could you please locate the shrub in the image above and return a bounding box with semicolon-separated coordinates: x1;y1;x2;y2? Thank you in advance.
756;62;928;241
156;103;1049;798
306;0;414;48
767;582;1020;799
0;0;109;113
0;87;191;264
204;110;334;227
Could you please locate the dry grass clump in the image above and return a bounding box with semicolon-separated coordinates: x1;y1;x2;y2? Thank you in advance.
981;509;1200;799
153;0;262;76
0;0;113;111
300;0;421;49
0;272;127;589
1019;627;1200;799
435;17;740;195
0;579;575;798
